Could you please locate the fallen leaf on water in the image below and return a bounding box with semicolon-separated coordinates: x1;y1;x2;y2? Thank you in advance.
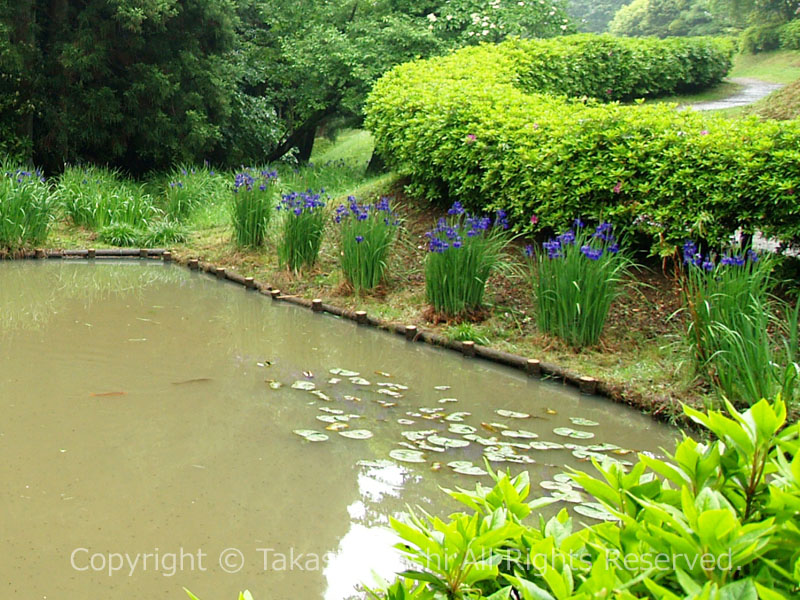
374;371;392;377
91;391;126;397
172;378;212;385
545;408;558;415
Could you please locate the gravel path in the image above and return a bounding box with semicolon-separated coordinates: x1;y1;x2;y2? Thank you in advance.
688;77;785;111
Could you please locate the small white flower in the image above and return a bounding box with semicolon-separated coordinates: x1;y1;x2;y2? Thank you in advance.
560;24;567;29
427;13;437;22
446;14;453;20
482;29;489;35
518;1;525;4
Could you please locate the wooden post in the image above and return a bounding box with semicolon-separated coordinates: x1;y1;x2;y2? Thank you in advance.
312;299;323;312
163;251;172;262
35;248;45;259
188;259;199;270
355;310;367;324
271;289;281;300
579;376;598;395
245;276;255;289
404;325;417;341
525;359;542;376
462;340;476;357
87;248;96;259
215;267;225;279
139;248;148;258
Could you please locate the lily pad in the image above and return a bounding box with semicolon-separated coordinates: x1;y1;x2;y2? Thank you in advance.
445;412;472;422
378;382;408;390
318;407;344;415
397;419;415;425
310;390;332;401
447;461;488;476
529;441;565;450
327;377;342;385
573;502;618;521
293;429;329;442
551;490;583;503
266;380;282;390
338;429;374;440
501;430;539;439
552;473;574;485
378;389;403;398
316;415;345;423
330;368;359;377
433;385;451;391
539;480;573;493
587;443;622;452
343;395;361;402
438;397;459;404
377;400;398;407
389;449;426;463
427;435;470;449
402;430;438;442
291;380;316;391
553;427;595;440
418;441;446;453
496;409;530;419
569;417;600;427
419;407;445;414
357;459;394;468
448;424;477;435
349;377;371;386
464;434;499;446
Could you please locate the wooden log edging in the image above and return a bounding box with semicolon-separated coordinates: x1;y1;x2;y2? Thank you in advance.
11;248;685;426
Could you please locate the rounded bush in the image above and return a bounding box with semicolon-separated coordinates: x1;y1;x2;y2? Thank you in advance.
365;34;800;255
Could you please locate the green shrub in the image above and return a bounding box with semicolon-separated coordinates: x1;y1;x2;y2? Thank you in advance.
681;242;798;406
336;196;399;292
741;23;783;53
0;168;53;249
365;35;800;256
528;220;632;348
230;170;278;248
371;396;800;599
97;222;142;247
779;20;800;50
424;202;511;316
276;190;327;271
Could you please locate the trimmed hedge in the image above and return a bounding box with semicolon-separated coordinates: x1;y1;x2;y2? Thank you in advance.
365;35;800;255
780;20;800;50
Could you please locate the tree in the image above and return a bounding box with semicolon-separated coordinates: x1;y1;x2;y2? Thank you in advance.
566;0;630;32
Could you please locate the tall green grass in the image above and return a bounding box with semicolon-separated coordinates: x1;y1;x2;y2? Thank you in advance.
681;242;798;406
57;165;159;229
277;190;327;271
424;203;511;316
336;196;399;292
529;221;632;348
230;170;278;248
0;168;53;249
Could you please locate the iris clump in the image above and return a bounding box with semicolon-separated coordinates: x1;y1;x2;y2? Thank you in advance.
230;169;278;248
0;167;53;249
528;219;631;347
681;241;798;406
424;202;510;316
336;195;399;292
276;189;327;271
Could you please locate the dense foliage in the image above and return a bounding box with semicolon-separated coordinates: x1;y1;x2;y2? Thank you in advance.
608;0;737;38
567;0;630;32
365;35;800;255
0;0;579;172
371;397;800;599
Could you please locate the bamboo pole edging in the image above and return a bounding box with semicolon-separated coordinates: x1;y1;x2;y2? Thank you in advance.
8;247;685;426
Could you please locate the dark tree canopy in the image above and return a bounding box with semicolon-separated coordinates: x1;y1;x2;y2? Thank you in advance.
1;0;576;172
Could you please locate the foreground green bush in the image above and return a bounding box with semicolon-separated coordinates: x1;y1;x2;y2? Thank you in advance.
366;35;800;255
370;397;800;599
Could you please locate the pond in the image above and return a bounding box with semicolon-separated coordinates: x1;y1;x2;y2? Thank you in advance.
0;260;678;599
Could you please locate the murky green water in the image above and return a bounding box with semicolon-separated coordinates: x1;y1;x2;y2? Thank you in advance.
0;261;678;599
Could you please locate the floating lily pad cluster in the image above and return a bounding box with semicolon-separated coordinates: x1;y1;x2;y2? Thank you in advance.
279;364;638;511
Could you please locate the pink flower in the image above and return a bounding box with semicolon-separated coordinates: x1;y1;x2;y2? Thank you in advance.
700;130;709;135
465;134;477;143
530;214;539;225
533;123;539;130
613;181;623;194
